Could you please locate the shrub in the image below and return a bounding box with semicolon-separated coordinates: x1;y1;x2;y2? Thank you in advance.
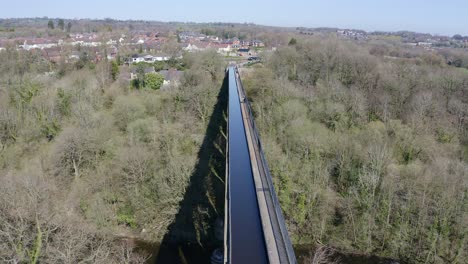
110;61;119;81
56;88;72;117
144;73;164;90
117;210;137;229
436;128;455;143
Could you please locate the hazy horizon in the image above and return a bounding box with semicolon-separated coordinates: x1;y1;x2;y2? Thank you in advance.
2;16;466;37
1;0;467;36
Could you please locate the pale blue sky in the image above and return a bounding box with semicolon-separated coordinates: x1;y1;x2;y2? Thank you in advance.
1;0;467;35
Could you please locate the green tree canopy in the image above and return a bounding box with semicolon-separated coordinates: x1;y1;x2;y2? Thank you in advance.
66;22;72;33
144;73;164;90
47;20;54;30
288;37;297;46
58;19;65;31
111;61;119;81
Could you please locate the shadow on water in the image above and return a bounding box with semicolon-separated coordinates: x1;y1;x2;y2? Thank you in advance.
152;75;228;264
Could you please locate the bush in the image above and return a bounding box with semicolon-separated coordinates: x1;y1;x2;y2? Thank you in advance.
144;73;164;90
56;88;72;117
110;61;119;81
117;205;137;228
436;128;455;143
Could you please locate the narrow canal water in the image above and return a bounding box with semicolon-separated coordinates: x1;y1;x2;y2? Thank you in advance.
227;66;268;263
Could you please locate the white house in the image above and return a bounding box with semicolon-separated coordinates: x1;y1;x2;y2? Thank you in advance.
153;54;170;61
418;42;433;47
144;55;154;62
215;44;232;55
19;40;58;50
131;54;170;63
183;43;210;52
131;55;145;63
183;43;200;52
70;40;101;47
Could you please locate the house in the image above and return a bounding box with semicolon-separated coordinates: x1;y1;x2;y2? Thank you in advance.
130;67;155;80
208;35;219;41
213;43;232;55
144;67;156;74
70;33;98;40
20;38;58;50
106;39;117;45
131;54;145;63
71;39;101;47
418;42;433;47
159;69;184;88
144;55;155;62
69;51;81;60
183;42;210;52
250;40;265;47
182;43;196;52
131;54;170;63
153;53;170;61
179;31;207;42
106;47;118;60
237;48;251;56
230;38;241;49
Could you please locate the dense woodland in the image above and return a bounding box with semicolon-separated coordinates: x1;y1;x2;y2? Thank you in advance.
0;24;467;264
242;36;467;263
0;48;226;262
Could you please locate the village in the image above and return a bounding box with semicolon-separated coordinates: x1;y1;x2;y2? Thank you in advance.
0;29;265;63
1;19;467;89
0;27;267;88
